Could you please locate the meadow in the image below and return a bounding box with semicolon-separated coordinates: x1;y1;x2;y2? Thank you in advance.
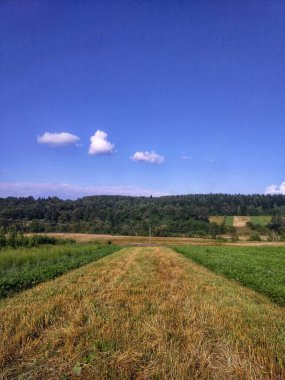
0;243;120;299
249;215;272;226
174;245;285;306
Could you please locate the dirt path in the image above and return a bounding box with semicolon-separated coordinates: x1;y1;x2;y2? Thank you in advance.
0;247;285;379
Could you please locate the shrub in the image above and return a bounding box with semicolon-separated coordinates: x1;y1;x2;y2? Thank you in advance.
248;232;261;241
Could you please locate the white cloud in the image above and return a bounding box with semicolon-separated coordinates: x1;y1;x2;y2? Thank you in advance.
265;181;285;195
131;151;165;164
182;155;192;160
37;132;80;147
88;130;114;155
0;182;166;199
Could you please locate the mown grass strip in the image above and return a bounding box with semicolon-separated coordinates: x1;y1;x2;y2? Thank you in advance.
0;244;120;298
174;245;285;306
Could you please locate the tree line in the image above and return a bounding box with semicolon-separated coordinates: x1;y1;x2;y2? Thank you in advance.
0;194;284;237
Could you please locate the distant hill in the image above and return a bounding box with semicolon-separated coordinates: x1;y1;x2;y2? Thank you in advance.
0;194;285;236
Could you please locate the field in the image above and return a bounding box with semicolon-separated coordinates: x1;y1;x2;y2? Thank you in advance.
233;216;251;227
1;245;285;379
33;232;285;246
225;215;233;226
0;244;119;298
208;216;225;225
249;216;272;226
174;245;285;306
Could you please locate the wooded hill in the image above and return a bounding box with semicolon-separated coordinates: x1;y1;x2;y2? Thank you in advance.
0;194;285;236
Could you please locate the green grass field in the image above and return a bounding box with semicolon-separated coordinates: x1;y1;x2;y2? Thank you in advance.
225;215;234;226
174;245;285;306
0;244;120;299
249;216;272;226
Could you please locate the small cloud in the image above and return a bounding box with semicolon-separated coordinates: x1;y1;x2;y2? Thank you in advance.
89;130;114;155
182;155;192;160
131;151;164;164
37;132;80;147
209;158;214;163
265;181;285;195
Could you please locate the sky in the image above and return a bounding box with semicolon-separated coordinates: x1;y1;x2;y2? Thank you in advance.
0;0;284;199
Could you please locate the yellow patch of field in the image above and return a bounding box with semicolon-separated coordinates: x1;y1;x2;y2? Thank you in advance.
233;216;251;227
209;216;225;225
0;247;285;379
37;232;285;247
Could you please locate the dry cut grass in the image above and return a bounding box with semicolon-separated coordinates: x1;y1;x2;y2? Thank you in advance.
209;216;225;225
38;232;285;247
233;216;251;227
0;247;285;379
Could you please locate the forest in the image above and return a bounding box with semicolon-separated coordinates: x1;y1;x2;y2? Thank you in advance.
0;194;285;237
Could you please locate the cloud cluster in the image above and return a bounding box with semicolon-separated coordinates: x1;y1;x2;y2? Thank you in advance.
88;130;114;155
37;132;80;146
265;181;285;195
131;151;165;164
37;130;165;165
0;182;166;199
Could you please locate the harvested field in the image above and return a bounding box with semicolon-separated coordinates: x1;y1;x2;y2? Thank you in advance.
209;216;225;225
233;216;251;227
1;247;285;379
36;232;285;247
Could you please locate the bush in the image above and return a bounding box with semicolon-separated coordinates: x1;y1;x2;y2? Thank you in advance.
0;229;76;249
248;232;261;241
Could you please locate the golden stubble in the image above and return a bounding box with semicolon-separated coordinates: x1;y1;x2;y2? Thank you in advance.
0;247;285;379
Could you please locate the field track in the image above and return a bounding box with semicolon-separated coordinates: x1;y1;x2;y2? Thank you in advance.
1;247;285;379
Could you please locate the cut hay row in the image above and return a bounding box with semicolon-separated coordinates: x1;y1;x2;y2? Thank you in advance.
0;247;284;379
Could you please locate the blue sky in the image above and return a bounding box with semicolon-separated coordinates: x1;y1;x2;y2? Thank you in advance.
1;0;284;198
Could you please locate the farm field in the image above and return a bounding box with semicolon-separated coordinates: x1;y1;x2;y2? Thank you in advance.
36;232;285;246
1;246;285;379
233;216;251;227
208;216;225;225
249;216;272;226
174;245;285;306
0;244;119;299
225;215;234;226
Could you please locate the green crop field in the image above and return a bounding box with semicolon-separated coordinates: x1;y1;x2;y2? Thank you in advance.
174;245;285;306
0;244;120;299
249;216;272;226
225;216;234;226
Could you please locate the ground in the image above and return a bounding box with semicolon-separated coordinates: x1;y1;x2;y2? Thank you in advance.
1;247;284;379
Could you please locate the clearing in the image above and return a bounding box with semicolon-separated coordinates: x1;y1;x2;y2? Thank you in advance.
1;247;285;379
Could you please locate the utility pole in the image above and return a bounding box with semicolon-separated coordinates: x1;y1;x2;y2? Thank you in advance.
149;226;152;246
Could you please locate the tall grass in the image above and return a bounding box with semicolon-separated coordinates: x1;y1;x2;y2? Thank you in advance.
174;245;285;306
0;244;120;298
